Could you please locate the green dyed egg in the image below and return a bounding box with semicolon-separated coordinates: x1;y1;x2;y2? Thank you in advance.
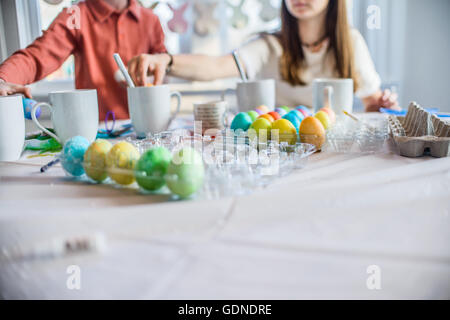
280;106;290;112
246;110;259;122
135;146;172;191
165;147;204;198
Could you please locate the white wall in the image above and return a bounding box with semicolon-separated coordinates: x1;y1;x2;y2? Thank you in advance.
401;0;450;111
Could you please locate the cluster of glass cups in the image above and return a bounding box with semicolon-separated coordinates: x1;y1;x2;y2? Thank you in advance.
324;115;389;153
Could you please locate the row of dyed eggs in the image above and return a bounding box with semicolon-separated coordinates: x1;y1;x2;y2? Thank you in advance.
230;105;336;149
232;105;312;131
60;136;204;198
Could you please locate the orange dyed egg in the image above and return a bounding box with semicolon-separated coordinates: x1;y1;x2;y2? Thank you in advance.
268;111;281;121
258;113;275;123
299;116;326;150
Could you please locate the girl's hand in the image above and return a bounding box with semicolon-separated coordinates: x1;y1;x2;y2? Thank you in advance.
127;54;171;87
364;89;400;112
0;79;32;98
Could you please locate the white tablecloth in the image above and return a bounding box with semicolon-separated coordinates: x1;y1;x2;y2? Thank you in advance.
0;120;449;299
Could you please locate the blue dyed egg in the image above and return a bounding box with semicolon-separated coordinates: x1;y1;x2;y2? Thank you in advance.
289;109;305;122
274;107;287;117
61;136;90;176
230;112;253;131
282;113;301;132
296;105;312;116
23;98;41;120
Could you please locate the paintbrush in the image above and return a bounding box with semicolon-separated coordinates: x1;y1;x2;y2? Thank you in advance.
232;50;247;82
113;53;135;87
40;158;60;173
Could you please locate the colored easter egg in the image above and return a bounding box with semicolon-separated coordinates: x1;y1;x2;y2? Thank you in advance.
246;110;259;122
249;118;272;141
314;111;331;130
268;111;281;121
274;107;287;117
258;113;275;123
61;136;90;177
145;83;154;87
106;141;140;185
83;139;113;182
296;108;310;118
135;146;172;191
23;98;40;120
255;105;270;113
231;112;253;131
289;109;305;122
299;116;326;150
166;147;204;198
279;106;290;112
282;113;301;132
296;105;312;116
272;119;298;145
320;107;336;123
254;109;264;115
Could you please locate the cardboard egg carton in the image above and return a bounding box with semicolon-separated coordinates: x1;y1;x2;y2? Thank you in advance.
388;102;450;157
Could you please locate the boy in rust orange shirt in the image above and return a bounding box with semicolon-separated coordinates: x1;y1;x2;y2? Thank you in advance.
0;0;169;119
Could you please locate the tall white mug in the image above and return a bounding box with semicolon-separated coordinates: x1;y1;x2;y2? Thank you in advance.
127;85;181;138
312;78;354;114
222;79;275;113
0;95;25;161
32;90;99;144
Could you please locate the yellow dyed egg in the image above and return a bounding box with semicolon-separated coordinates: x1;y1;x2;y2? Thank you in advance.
272;119;298;145
106;141;140;185
320;107;336;123
83;139;113;182
249;118;272;142
314;111;331;130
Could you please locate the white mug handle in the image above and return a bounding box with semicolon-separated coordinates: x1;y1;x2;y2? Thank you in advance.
323;85;334;109
167;91;181;129
31;102;61;143
221;88;239;115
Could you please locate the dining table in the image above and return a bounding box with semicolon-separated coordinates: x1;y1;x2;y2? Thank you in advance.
0;112;449;300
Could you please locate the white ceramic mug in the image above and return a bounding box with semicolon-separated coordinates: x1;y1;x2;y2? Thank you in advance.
312;78;353;114
222;79;275;112
193;100;228;133
0;95;25;161
127;85;181;138
32;90;99;144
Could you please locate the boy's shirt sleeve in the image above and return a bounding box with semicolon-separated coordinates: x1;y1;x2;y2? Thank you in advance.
148;15;167;54
0;8;78;85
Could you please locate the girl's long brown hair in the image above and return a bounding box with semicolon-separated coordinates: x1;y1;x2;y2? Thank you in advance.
279;0;359;90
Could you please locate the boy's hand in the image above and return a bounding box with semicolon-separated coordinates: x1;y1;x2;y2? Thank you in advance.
127;53;171;87
0;79;32;98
